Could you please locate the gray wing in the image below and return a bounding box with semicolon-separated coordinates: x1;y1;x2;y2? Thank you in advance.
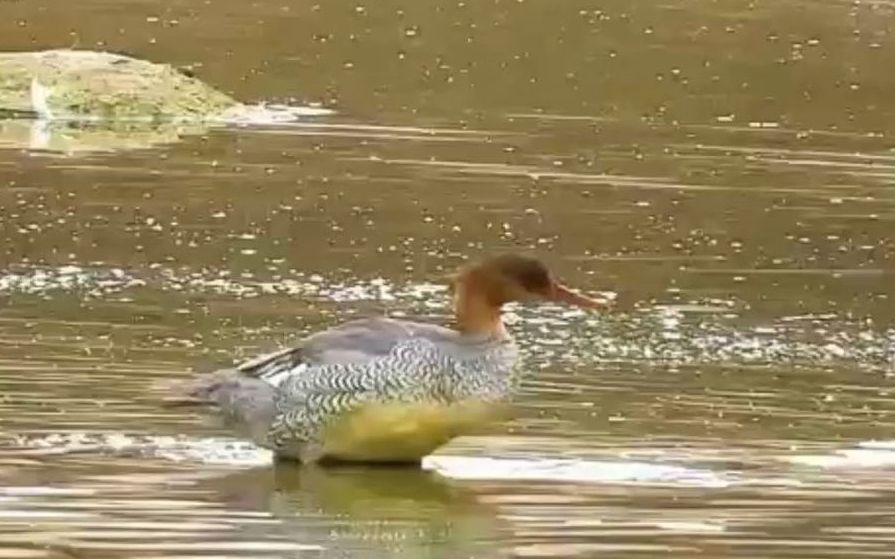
236;316;458;381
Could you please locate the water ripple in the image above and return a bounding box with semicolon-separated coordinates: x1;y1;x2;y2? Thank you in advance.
1;264;889;371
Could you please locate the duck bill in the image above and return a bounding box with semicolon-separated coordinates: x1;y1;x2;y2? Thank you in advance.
550;283;608;310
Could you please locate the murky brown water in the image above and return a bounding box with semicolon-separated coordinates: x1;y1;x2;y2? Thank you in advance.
2;1;895;557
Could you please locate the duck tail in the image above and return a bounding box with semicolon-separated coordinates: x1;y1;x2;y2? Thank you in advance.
154;370;278;444
153;369;233;406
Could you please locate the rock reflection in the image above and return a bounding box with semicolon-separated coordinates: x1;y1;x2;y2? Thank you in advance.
0;118;209;154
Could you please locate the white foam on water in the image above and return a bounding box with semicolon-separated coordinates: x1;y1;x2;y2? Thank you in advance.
0;265;144;296
148;437;274;466
422;455;734;488
655;520;727;533
13;432;273;467
217;103;335;125
12;432;743;488
786;440;895;469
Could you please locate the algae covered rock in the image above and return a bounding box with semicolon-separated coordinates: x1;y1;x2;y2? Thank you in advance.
0;49;240;121
0;49;332;153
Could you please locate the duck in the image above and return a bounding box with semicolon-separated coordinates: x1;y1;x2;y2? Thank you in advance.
172;253;610;465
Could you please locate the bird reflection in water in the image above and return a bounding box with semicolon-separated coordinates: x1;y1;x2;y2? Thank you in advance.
199;461;508;559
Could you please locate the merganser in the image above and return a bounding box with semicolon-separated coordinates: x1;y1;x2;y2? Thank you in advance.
174;254;609;464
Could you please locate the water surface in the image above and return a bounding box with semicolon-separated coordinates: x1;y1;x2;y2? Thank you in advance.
1;1;894;557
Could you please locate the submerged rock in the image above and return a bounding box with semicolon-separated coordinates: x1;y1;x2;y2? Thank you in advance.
0;49;240;121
